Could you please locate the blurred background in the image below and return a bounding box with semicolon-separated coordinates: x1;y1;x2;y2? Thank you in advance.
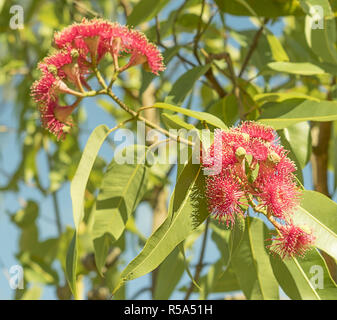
0;0;336;300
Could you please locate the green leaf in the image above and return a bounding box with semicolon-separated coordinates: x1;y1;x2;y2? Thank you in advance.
333;121;337;191
181;261;240;297
258;99;337;129
292;190;337;261
200;262;240;297
140;46;180;95
20;253;59;285
93;234;112;276
20;286;42;300
92;145;149;273
178;242;202;292
266;33;289;62
10;201;38;228
153;103;228;129
211;215;246;268
270;248;337;300
161;113;195;131
222;94;239;127
67;124;112;298
281;122;311;169
71;124;110;230
278;129;304;184
65;233;78;299
301;0;337;64
153;247;185;300
112;160;209;293
127;0;170;26
167;64;211;105
267;62;326;75
255;92;320;105
211;222;231;266
31;238;59;264
215;0;303;17
231;217;279;300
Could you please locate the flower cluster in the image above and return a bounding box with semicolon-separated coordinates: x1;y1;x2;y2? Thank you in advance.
202;121;315;259
31;18;165;140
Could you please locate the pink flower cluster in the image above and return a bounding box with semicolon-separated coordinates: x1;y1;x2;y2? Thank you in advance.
202;121;315;259
31;18;165;140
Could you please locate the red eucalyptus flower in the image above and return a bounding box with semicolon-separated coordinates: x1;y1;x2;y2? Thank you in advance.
31;19;165;140
202;121;313;259
53;18;165;75
268;224;315;259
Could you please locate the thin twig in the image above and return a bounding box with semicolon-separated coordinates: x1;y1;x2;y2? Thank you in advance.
223;52;245;119
193;0;206;65
46;153;62;236
238;18;268;78
106;89;194;146
184;218;210;300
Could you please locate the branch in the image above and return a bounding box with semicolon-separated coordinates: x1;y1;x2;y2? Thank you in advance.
223;52;245;119
238;18;268;78
193;0;206;65
184;218;210;300
46;153;62;236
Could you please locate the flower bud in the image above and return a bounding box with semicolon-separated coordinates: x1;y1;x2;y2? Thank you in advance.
83;36;99;60
71;49;79;59
54;105;76;123
62;62;80;85
47;64;58;77
54;79;70;94
267;151;281;164
235;147;247;160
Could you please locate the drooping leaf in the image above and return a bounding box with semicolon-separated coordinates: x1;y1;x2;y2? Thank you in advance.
301;0;337;65
112;160;209;293
167;64;211;105
20;286;42;300
127;0;170;26
70;124;110;230
215;0;303;17
65;233;78;299
231;217;279;300
266;33;289;62
161;113;195;131
153;246;185;300
92;145;149;273
281;122;311;169
180;260;240;297
255;92;320;105
258;99;337;129
292;190;337;261
153;103;228;129
270;248;337;300
267;62;326;75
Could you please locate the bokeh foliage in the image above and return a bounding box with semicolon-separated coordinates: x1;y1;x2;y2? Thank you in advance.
1;0;337;300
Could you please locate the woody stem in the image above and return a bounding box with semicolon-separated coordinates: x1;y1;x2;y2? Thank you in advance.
91;68;194;147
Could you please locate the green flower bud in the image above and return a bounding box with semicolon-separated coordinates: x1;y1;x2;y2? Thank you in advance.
70;49;79;59
47;64;58;76
235;147;247;160
267;151;281;164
